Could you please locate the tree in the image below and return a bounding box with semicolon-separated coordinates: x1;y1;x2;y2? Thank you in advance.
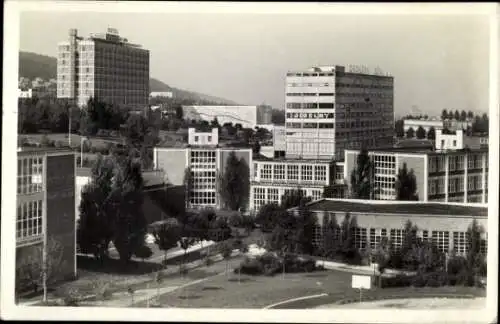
252;141;261;155
110;156;148;263
337;213;359;263
467;111;474;120
416;126;426;139
441;109;448;120
454;110;460;121
427;126;436;140
350;148;374;199
322;214;340;259
281;189;312;210
124;114;159;169
293;204;318;255
211;117;220;128
221;241;233;277
174;104;183;120
400;220;419;270
406;127;415;138
460;110;467;122
183;167;193;209
218;152;250;211
255;203;287;232
395;119;405;138
16;238;65;302
466;219;486;279
151;218;182;267
395;163;419;201
77;154;147;263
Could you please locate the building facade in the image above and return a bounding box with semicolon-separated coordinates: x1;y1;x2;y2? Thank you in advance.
57;28;150;108
344;148;489;203
302;199;488;256
182;105;259;129
257;105;273;125
435;129;489;150
16;148;77;290
153;136;252;210
250;159;347;211
403;118;445;133
285;65;394;160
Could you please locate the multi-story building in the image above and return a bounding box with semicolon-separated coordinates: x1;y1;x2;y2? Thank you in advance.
250;158;347;211
404;118;445;133
300;198;488;255
257;105;273;125
435;129;489;150
16;148;77;290
285;65;394;160
182;105;259;129
153;128;252;210
344;148;489;203
57;28;150;108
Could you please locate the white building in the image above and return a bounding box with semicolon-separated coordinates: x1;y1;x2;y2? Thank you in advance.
403;119;445;133
435;129;489;150
250;159;346;211
344;148;489;203
150;91;173;98
188;128;219;146
154;128;252;210
182;105;258;129
285;65;394;160
57;28;150;108
18;88;33;98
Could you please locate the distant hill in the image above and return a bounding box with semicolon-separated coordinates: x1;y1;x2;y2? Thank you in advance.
19;51;239;105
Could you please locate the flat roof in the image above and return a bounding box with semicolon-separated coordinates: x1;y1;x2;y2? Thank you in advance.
306;199;488;217
254;156;342;164
17;147;74;155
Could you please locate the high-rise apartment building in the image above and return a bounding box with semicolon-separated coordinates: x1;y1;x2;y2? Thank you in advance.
57;28;150;108
285;65;394;160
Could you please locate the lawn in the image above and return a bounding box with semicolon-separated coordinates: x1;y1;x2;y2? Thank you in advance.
19;133;121;150
148;269;486;309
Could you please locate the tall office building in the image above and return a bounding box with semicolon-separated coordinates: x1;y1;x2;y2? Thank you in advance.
285;65;394;160
57;28;150;108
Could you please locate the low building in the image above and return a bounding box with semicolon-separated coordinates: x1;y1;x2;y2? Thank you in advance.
403;118;445;133
150;91;173;98
153;128;252;210
250;158;347;211
182;105;258;129
188;128;219;146
18;88;33;98
302;198;488;255
435;129;489;150
16;148;77;290
344;148;489;203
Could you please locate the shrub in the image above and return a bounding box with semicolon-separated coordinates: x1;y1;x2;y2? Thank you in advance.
236;257;264;275
40;135;51;146
134;245;153;261
55;140;65;148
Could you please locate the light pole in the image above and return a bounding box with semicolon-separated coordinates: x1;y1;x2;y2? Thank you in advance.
68;102;72;147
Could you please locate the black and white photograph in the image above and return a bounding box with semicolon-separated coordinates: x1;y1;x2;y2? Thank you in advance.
1;1;498;323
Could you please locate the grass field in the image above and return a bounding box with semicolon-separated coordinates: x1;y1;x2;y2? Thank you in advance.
19;133;122;149
148;269;486;309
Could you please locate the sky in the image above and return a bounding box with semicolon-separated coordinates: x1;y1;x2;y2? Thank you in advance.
19;10;491;116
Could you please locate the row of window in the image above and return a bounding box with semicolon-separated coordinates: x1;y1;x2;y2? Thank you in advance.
16;200;43;241
17;157;43;195
286;123;335;129
286;103;335;109
257;163;328;183
313;226;487;255
252;187;322;211
287;72;335;77
189;191;216;206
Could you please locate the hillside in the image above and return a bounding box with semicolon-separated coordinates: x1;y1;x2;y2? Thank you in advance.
19;51;239;105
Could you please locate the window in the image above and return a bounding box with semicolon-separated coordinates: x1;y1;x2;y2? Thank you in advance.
311;190;322;201
16;200;43;241
287;165;299;181
314;165;327;182
453;140;457;147
274;164;285;181
480;233;487;254
261;164;272;180
267;188;280;204
457;155;464;170
301;165;313;182
369;228;387;249
207;136;212;142
17;157;43;195
422;230;429;242
354;227;367;249
312;225;322;247
194;136;199;142
390;229;405;249
253;187;266;211
432;231;450;253
253;163;258;179
441;140;445;148
453;232;467;255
